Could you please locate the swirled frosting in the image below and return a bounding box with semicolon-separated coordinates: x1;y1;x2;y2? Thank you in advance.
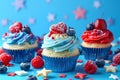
81;29;114;44
42;34;80;52
2;32;37;45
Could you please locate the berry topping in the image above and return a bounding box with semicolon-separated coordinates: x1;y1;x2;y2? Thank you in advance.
84;60;97;74
26;75;37;80
114;48;120;55
0;53;12;66
31;56;44;68
22;25;31;34
49;22;67;36
86;23;94;30
0;65;7;74
113;53;120;65
0;48;4;55
95;59;105;68
20;62;30;71
94;19;107;30
66;27;76;36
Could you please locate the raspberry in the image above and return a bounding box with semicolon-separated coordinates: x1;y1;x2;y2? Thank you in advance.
36;49;43;57
0;48;4;55
10;26;16;33
84;60;97;74
31;56;44;68
49;22;67;36
113;53;120;65
0;53;12;66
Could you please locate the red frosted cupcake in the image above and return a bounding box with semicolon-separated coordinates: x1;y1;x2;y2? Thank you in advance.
81;19;114;60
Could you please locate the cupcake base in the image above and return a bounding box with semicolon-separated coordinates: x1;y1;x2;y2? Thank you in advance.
3;48;36;63
81;45;112;61
42;54;79;72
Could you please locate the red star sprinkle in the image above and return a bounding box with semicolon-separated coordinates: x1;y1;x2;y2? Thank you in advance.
77;60;83;63
59;74;67;78
73;7;86;19
74;73;87;79
8;72;17;76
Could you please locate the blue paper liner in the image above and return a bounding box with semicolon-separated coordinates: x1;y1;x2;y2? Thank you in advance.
81;45;112;61
42;54;79;72
3;48;36;63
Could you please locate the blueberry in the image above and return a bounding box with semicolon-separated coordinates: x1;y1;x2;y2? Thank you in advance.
26;75;37;80
66;27;75;36
114;48;120;55
86;23;94;30
20;62;30;71
22;26;31;34
0;61;3;66
95;59;105;68
0;65;7;74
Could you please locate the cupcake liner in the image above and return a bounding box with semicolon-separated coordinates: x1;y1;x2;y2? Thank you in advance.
81;45;112;61
42;54;79;72
3;48;36;63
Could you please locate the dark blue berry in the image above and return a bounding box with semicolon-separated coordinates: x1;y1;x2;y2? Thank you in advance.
86;23;94;30
114;48;120;55
95;59;105;68
26;75;37;80
66;27;75;36
22;26;31;34
0;61;3;66
20;62;30;71
0;65;7;74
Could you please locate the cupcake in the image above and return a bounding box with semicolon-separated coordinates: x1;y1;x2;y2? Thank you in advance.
2;22;38;63
42;22;80;72
81;19;114;60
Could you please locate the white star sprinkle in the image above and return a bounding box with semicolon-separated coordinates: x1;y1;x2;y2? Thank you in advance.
109;74;119;80
1;19;8;26
94;1;101;8
47;13;55;22
15;70;28;76
28;17;35;24
13;0;25;11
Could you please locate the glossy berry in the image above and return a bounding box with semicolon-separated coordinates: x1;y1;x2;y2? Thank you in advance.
22;26;31;34
20;62;30;71
26;75;37;80
95;59;105;68
0;65;7;74
0;48;4;55
113;53;120;65
86;23;94;30
36;49;43;57
114;48;120;55
31;56;44;68
10;22;22;33
94;19;107;30
84;60;97;74
0;53;12;66
10;26;16;33
66;27;75;36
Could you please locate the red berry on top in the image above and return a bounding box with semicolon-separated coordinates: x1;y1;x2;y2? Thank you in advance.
36;49;43;57
94;19;107;30
84;60;97;74
113;53;120;65
10;26;16;33
0;48;4;55
31;56;44;68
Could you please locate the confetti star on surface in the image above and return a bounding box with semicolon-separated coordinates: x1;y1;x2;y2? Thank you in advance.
74;73;87;79
15;70;28;76
37;68;52;78
73;7;86;19
108;18;114;25
94;1;101;8
1;19;9;26
64;15;68;19
46;0;51;3
28;17;35;24
47;13;55;22
13;0;25;11
104;66;117;73
109;74;119;80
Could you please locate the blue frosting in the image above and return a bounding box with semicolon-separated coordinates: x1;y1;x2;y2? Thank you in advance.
3;32;37;45
42;34;80;52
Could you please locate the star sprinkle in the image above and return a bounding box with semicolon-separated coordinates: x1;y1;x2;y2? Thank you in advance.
59;74;67;78
94;1;101;8
15;70;28;76
47;13;55;22
108;18;114;25
109;74;119;80
37;68;52;78
13;0;25;11
46;0;51;3
64;15;68;19
1;19;9;26
28;17;35;24
73;7;86;19
104;66;117;73
74;73;87;79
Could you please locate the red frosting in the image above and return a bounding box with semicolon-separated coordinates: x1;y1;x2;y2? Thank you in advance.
81;29;114;44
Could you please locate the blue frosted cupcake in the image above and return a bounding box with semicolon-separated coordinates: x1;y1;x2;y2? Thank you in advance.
2;22;38;63
81;19;114;61
42;22;80;72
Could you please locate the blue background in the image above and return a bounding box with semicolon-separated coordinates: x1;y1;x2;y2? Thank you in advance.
0;0;120;80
